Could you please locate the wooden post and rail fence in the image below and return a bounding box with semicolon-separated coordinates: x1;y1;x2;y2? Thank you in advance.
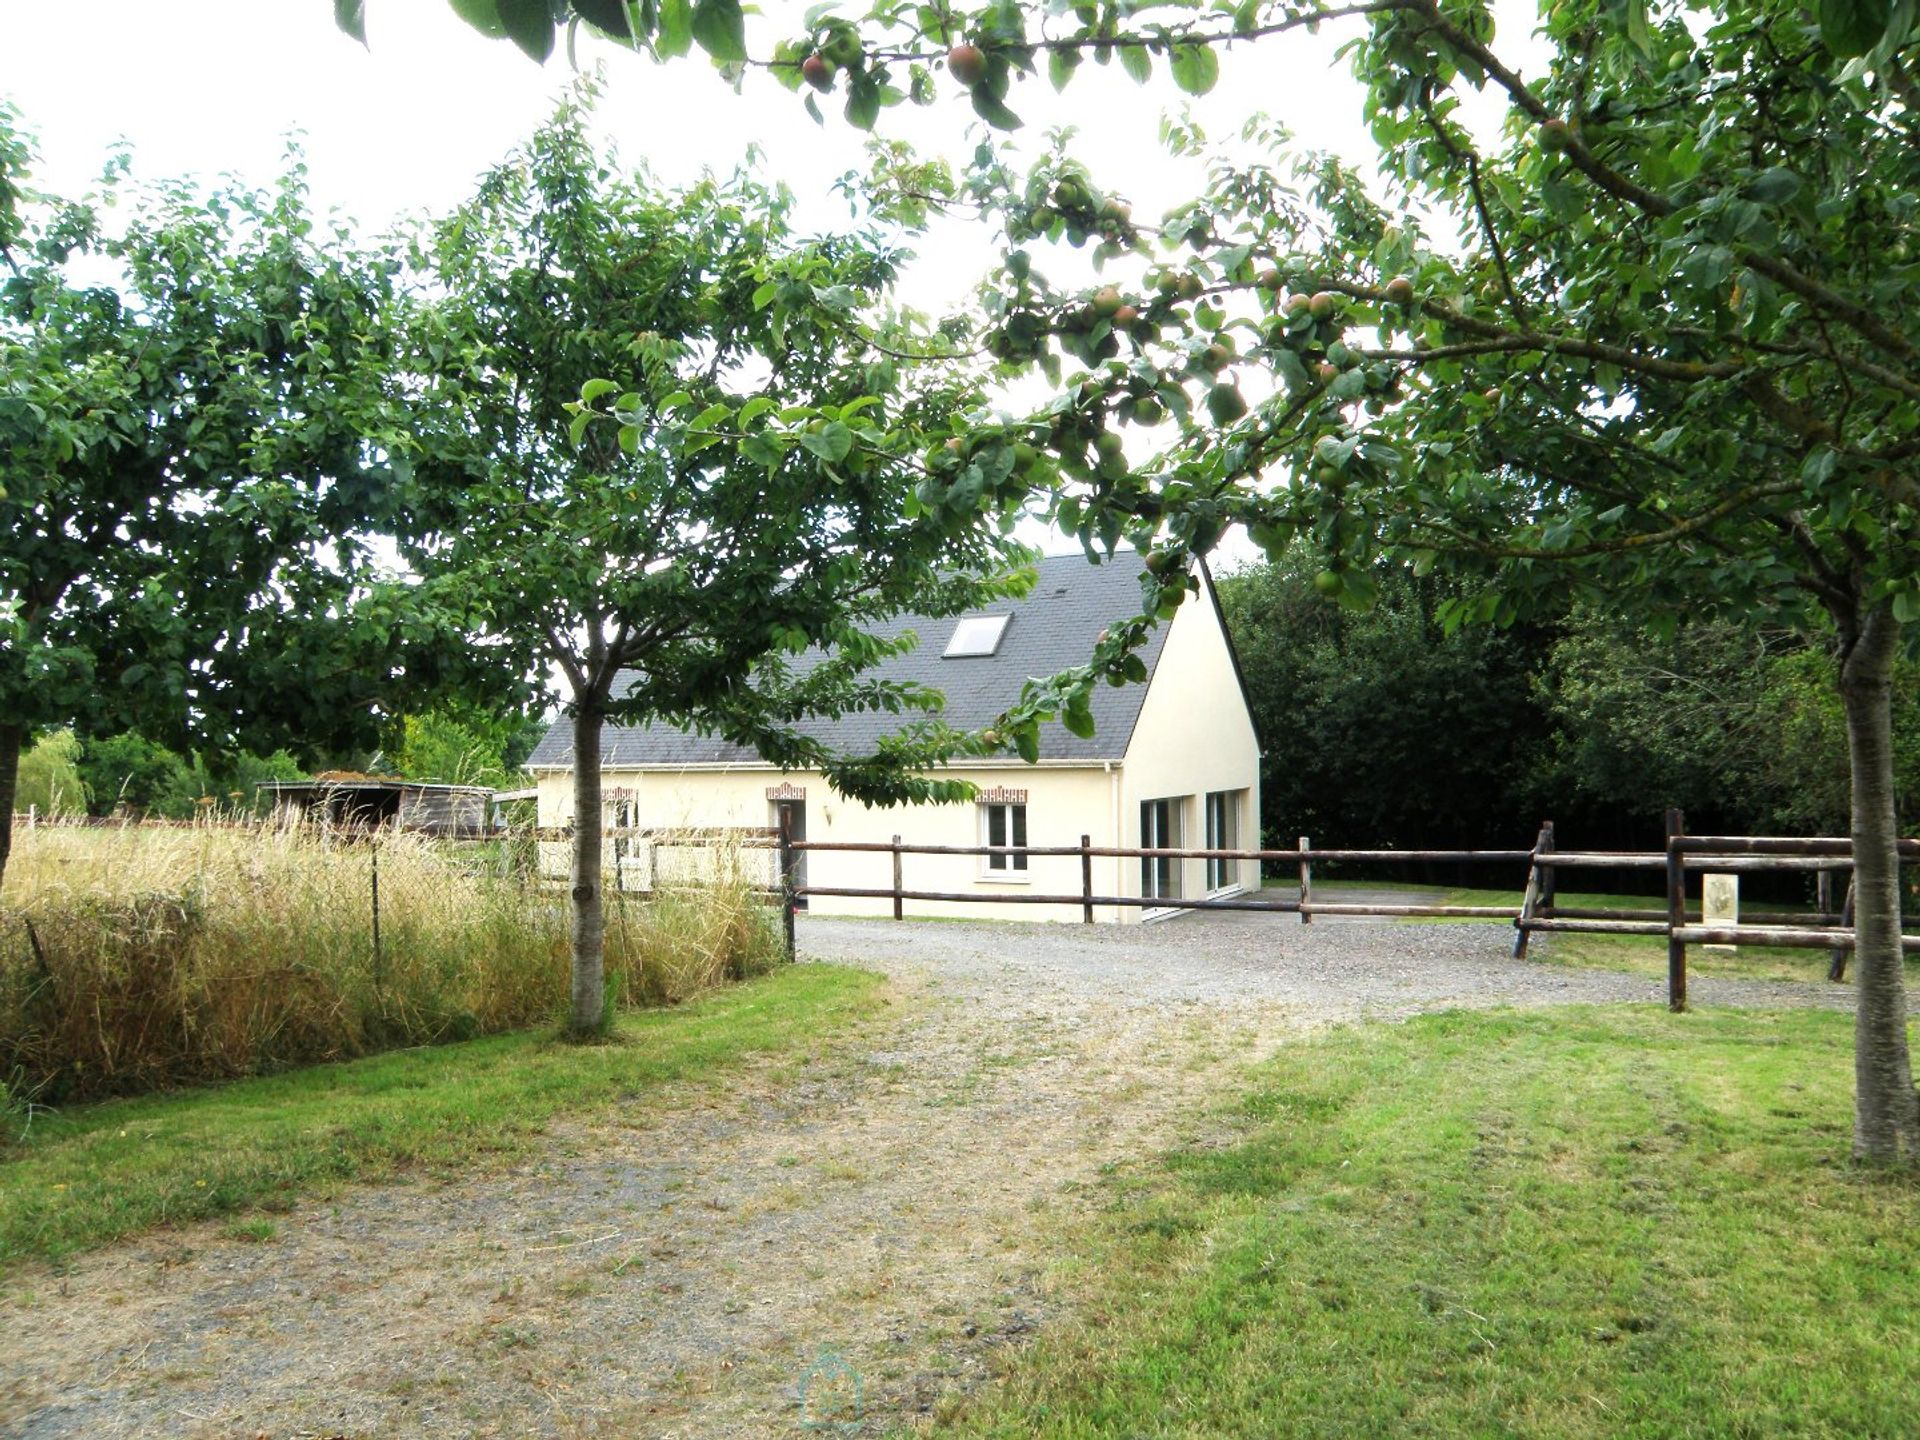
753;811;1918;1012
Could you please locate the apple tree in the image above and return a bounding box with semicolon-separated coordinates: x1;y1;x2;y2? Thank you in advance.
0;107;477;894
398;95;1032;1036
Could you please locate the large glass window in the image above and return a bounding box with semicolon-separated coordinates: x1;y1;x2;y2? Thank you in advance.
982;802;1028;872
1141;798;1182;900
1205;790;1240;892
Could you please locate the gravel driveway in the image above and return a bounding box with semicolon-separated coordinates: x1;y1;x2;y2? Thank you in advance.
0;914;1849;1439
799;909;1855;1021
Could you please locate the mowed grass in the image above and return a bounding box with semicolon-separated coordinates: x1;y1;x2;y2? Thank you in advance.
951;1006;1919;1440
0;963;881;1272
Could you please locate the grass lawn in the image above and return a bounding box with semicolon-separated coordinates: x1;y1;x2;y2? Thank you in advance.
0;963;882;1272
949;1006;1917;1439
1284;878;1849;985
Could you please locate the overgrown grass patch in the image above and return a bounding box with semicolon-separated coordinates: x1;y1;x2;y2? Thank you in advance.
1;822;783;1100
0;963;880;1271
951;1006;1920;1439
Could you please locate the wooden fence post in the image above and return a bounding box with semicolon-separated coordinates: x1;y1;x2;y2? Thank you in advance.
1538;819;1556;917
892;834;904;921
1081;834;1094;924
779;811;797;963
1298;836;1312;924
1816;867;1832;922
1829;874;1856;982
1513;821;1552;960
1665;808;1688;1012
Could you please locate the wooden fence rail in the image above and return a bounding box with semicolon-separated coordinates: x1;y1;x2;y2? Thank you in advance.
766;811;1918;1014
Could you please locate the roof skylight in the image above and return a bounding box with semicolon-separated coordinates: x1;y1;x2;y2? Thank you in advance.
943;614;1011;658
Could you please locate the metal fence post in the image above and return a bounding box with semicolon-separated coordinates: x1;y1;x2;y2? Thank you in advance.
1665;808;1687;1012
892;834;904;921
370;835;384;991
1298;836;1312;924
1081;834;1094;924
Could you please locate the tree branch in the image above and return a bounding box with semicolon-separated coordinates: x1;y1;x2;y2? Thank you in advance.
1413;86;1529;327
1402;0;1919;366
1408;479;1802;560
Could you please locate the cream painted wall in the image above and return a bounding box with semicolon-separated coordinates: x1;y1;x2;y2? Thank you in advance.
533;763;1128;923
1119;576;1263;908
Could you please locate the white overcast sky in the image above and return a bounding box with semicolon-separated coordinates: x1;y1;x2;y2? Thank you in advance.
0;0;1542;568
0;1;1545;288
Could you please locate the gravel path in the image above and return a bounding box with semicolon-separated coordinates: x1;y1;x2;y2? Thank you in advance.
800;909;1855;1022
0;915;1848;1439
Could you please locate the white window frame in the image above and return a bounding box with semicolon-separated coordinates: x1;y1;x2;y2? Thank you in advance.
979;800;1030;882
1204;790;1241;895
944;614;1011;658
1140;797;1183;903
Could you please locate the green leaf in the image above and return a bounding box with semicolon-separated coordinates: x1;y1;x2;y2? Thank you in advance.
571;0;637;37
1062;695;1096;739
657;0;693;57
1118;44;1151;83
495;0;556;61
579;377;621;404
1049;49;1081;91
846;81;881;130
690;0;747;61
970;87;1024;131
335;0;368;45
1745;167;1803;205
800;421;855;463
1169;43;1219;96
742;434;786;469
448;0;507;36
1014;725;1041;763
1817;0;1891;55
1623;0;1654;60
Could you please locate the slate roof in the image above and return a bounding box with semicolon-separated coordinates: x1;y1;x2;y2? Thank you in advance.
525;552;1174;769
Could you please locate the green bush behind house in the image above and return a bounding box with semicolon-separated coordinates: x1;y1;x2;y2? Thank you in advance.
0;823;781;1105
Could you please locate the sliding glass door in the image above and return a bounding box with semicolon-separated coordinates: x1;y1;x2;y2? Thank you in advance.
1141;798;1181;901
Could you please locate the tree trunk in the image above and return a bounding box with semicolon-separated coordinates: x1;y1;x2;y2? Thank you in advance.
0;724;20;897
567;704;608;1038
1839;606;1919;1163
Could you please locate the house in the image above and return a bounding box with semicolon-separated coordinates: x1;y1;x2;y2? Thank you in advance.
524;553;1261;922
257;774;494;839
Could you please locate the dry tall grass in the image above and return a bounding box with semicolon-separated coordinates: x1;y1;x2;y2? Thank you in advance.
1;821;781;1103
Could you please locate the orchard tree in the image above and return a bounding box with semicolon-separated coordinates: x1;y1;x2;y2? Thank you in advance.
0;108;479;894
399;97;1031;1036
345;2;1920;1159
